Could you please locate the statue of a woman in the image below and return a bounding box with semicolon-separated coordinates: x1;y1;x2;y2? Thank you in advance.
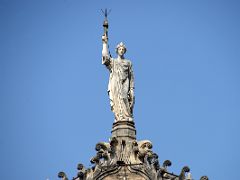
102;35;135;122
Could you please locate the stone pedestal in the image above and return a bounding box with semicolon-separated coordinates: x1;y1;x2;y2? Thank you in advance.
111;121;136;140
58;117;208;180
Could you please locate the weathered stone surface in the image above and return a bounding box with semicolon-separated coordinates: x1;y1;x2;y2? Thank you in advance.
57;13;208;180
112;121;136;139
102;35;135;122
59;121;197;180
102;167;146;180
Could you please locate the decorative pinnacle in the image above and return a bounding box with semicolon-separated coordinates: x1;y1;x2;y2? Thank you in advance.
101;8;111;20
101;8;111;36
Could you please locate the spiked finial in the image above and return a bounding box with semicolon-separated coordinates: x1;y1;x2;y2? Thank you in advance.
101;9;111;36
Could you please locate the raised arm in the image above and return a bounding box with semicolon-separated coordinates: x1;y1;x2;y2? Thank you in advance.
102;35;110;66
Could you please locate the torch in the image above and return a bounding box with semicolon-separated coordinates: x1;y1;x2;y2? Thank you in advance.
101;9;111;37
101;9;111;57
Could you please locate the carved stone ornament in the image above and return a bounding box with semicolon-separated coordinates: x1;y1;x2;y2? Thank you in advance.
58;120;208;180
58;11;208;180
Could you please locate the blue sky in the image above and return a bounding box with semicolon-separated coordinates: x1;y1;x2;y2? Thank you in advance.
1;0;240;179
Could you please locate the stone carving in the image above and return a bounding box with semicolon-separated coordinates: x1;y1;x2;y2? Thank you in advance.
200;176;209;180
138;140;153;162
58;11;208;180
58;136;208;180
75;164;86;180
90;142;112;167
58;134;202;180
58;172;68;180
102;35;135;122
162;160;172;170
179;166;190;180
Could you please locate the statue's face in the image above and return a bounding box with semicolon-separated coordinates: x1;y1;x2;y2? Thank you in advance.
117;46;125;56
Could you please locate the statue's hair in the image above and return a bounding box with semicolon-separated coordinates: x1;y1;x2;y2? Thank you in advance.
115;42;127;54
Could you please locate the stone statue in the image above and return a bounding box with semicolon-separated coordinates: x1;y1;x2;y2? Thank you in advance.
58;11;208;180
102;34;135;122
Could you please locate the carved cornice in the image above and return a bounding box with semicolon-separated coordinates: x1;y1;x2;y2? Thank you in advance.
58;121;208;180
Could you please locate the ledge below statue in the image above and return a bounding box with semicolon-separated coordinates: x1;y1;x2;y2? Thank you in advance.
112;120;136;140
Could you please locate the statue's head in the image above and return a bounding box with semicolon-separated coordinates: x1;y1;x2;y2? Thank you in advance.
115;42;127;56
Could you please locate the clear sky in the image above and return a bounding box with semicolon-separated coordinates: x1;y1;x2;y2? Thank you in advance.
1;0;240;179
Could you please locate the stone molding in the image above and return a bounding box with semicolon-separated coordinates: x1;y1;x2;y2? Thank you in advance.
58;121;208;180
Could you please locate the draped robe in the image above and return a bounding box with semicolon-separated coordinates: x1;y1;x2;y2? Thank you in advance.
102;57;135;121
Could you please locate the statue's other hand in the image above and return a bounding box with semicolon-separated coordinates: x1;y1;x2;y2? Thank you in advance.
102;35;108;44
128;90;134;106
